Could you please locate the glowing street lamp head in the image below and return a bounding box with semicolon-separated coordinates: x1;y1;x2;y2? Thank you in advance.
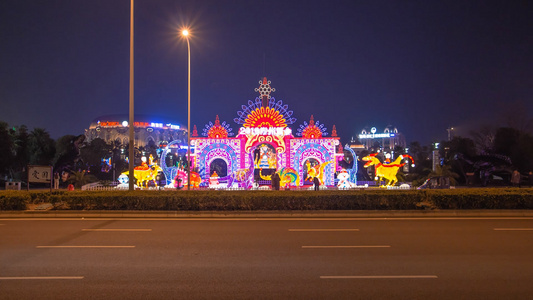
182;29;189;37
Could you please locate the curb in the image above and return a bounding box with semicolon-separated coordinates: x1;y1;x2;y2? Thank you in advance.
2;210;533;218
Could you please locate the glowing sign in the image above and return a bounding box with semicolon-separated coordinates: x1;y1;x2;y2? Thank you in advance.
239;127;292;136
98;121;120;127
96;121;180;129
358;133;395;139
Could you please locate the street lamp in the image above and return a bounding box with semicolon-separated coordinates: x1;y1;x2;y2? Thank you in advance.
182;29;191;190
128;0;135;191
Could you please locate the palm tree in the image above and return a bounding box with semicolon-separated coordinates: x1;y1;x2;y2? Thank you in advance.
429;164;460;186
67;170;97;189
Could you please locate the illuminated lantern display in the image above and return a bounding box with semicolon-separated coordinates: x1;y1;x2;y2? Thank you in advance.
337;169;354;189
362;153;414;187
161;77;355;189
203;115;234;138
296;115;327;139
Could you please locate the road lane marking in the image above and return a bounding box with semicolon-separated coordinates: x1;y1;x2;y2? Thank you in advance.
0;276;84;280
494;228;533;231
320;275;437;279
37;246;135;248
289;229;359;232
302;245;390;249
82;229;152;232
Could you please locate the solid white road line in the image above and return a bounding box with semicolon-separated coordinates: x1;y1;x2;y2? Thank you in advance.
82;229;152;232
302;245;390;249
289;229;359;232
37;246;135;248
0;276;84;280
494;228;533;231
320;275;438;279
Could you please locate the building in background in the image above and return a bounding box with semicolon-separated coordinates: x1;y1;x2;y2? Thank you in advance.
357;125;406;151
85;114;187;148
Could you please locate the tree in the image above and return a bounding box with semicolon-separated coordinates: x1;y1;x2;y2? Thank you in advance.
440;136;477;184
493;127;533;174
0;121;14;177
11;125;30;179
470;125;496;153
28;128;55;165
81;138;112;167
53;135;77;166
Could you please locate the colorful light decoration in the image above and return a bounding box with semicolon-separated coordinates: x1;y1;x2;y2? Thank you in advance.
331;125;338;137
202;115;234;138
255;77;276;99
296;115;328;138
234;78;296;126
290;140;335;186
244;107;287;128
234;98;296;126
362;153;414;187
184;77;340;189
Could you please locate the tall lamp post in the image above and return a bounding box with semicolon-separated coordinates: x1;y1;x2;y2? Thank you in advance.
128;0;135;191
182;29;191;190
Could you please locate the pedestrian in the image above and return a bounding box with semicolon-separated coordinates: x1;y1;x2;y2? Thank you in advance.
511;170;521;188
528;171;533;188
271;172;279;190
313;176;320;191
53;172;60;189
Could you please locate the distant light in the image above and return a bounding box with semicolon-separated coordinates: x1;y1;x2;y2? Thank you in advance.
182;29;189;37
122;121;128;127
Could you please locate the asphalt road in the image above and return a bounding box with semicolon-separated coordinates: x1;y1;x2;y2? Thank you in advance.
1;216;533;299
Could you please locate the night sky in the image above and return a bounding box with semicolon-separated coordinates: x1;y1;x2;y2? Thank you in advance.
1;0;532;145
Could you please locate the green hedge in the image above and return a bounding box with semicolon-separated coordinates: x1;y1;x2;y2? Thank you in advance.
1;188;533;211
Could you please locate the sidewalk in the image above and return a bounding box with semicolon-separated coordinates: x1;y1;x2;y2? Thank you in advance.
2;209;533;219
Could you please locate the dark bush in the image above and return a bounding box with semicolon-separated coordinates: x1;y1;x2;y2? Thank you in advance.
1;188;533;211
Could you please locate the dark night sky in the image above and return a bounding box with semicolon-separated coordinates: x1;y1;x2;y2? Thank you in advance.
1;0;532;145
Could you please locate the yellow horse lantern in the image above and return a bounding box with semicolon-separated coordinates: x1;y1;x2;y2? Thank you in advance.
122;164;163;188
362;154;413;186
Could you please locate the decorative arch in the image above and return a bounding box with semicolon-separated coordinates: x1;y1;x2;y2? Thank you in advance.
291;142;334;186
